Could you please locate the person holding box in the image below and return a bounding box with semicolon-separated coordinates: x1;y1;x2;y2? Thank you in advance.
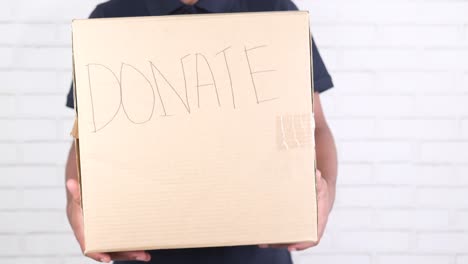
65;0;338;263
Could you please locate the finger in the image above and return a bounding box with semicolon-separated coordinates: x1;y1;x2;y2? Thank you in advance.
109;251;151;262
66;179;81;204
65;188;86;252
86;252;112;263
287;242;318;251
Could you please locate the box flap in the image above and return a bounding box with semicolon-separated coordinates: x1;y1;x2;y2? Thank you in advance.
307;14;319;236
71;118;79;138
70;22;83;210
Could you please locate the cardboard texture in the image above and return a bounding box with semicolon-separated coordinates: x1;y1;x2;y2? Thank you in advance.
72;11;317;253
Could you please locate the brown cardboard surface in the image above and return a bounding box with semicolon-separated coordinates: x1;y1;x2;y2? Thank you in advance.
72;11;317;253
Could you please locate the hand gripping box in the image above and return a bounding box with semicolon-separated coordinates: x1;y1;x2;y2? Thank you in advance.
71;11;317;253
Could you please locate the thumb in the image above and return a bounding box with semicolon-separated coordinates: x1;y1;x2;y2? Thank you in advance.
316;169;324;186
316;169;327;193
316;169;322;181
66;178;81;205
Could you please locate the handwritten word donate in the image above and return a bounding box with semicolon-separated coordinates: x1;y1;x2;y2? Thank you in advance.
85;45;278;133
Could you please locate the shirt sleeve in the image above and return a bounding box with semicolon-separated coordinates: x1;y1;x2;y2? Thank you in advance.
277;0;334;93
66;5;105;109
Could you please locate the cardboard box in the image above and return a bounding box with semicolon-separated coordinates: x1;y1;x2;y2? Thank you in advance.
71;11;317;253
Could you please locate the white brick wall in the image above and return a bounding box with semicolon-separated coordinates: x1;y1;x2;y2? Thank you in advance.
0;0;467;263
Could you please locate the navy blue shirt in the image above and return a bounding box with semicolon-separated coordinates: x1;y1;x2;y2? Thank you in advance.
66;0;333;108
66;1;333;263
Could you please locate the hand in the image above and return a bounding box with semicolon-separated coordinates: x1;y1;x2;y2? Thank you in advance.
258;169;331;251
66;179;152;262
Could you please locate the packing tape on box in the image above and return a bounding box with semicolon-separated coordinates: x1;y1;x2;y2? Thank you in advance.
277;113;315;150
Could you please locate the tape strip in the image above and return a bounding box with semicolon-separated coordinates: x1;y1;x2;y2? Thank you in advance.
277;113;315;150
